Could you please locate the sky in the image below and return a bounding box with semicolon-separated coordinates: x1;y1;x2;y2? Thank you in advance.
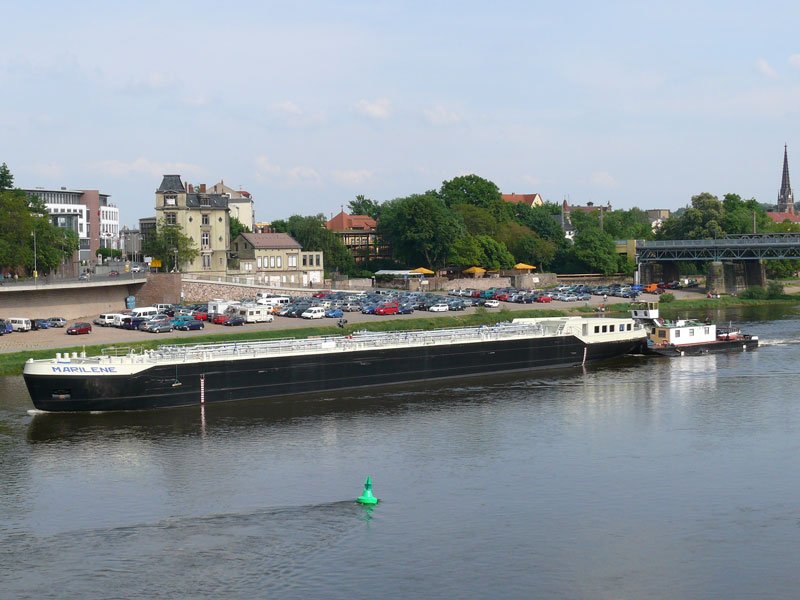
3;1;800;227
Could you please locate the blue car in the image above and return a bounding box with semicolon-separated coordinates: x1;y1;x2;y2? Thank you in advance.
176;319;204;331
325;308;344;318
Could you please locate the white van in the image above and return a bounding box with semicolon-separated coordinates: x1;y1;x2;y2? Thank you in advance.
237;305;275;323
94;313;123;327
301;306;326;319
9;317;32;332
131;307;160;319
256;295;290;308
155;303;173;313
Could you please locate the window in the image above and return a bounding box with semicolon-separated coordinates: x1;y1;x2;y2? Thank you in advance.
202;214;209;225
202;255;211;269
165;212;177;225
315;254;320;266
602;325;607;333
689;329;695;336
302;255;307;266
675;330;681;338
277;256;282;268
594;326;600;333
201;232;210;247
257;257;262;268
658;330;666;338
288;255;297;267
270;256;275;268
704;327;710;335
609;325;615;332
165;196;176;206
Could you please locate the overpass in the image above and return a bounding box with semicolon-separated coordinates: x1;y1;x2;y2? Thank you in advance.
634;233;800;293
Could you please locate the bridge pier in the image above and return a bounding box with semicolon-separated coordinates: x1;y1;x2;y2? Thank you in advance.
706;261;766;294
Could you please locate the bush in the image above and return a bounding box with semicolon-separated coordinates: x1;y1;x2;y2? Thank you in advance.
659;293;675;303
767;281;785;299
739;286;767;300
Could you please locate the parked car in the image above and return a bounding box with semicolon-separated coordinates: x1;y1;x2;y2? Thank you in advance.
222;316;246;326
131;265;142;273
429;303;449;312
67;322;92;335
325;308;344;318
534;295;553;303
301;306;326;319
148;322;173;333
176;319;204;331
0;319;12;334
375;303;399;316
211;313;230;324
107;270;120;277
47;316;67;327
483;299;500;308
30;318;51;330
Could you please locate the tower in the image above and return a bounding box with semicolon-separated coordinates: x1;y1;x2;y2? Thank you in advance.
777;144;794;214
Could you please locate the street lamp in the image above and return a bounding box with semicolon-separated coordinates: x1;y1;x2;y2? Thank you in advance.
173;249;179;273
31;229;37;285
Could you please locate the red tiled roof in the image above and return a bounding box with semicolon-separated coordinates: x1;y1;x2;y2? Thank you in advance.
326;211;377;231
501;193;542;207
766;211;800;223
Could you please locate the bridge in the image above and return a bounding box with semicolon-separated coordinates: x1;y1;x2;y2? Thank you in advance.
634;233;800;293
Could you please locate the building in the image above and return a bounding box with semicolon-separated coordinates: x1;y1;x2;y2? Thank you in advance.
23;186;119;263
154;175;230;276
231;232;324;287
119;226;143;264
501;193;544;208
325;210;390;263
557;200;612;239
776;145;795;214
208;180;255;231
646;209;672;232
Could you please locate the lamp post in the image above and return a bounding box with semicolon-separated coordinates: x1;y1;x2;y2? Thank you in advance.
31;229;38;285
173;249;179;273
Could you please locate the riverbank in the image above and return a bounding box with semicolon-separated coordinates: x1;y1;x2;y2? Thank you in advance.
2;292;799;376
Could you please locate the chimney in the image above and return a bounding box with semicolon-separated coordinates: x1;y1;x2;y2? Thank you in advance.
200;183;206;193
188;184;194;193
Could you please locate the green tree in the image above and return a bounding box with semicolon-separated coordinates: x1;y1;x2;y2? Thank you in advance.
348;195;381;219
438;174;502;210
279;214;355;275
571;226;618;274
0;162;13;190
476;235;515;270
602;208;655;240
378;192;464;268
452;203;499;236
142;222;199;272
512;203;567;246
495;222;557;268
229;215;250;241
448;234;484;267
658;192;724;239
721;193;772;234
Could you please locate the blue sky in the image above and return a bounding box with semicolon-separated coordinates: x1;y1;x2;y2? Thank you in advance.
3;1;800;227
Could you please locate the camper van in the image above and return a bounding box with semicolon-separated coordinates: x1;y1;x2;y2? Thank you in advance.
208;299;240;317
94;313;123;327
9;317;32;332
236;304;275;323
255;295;290;309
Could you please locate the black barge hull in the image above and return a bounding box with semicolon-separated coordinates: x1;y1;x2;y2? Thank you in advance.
24;335;640;412
644;337;759;357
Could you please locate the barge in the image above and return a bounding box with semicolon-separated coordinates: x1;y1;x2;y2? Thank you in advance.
23;316;646;412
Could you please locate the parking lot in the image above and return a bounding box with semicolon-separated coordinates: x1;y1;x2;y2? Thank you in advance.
0;287;701;355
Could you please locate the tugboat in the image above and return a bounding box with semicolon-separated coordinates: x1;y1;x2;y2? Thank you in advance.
630;301;758;357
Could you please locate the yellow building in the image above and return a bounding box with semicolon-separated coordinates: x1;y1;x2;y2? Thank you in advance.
231;232;324;287
154;175;230;277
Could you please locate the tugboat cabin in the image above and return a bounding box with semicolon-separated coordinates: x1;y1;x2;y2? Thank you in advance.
649;320;717;347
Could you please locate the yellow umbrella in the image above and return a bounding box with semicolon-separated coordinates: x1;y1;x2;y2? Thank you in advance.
462;266;486;274
411;267;435;275
513;262;537;270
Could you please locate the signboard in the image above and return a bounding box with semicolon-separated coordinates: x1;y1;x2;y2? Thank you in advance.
150;259;162;268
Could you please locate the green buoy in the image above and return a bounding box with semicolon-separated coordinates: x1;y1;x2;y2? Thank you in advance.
356;475;379;505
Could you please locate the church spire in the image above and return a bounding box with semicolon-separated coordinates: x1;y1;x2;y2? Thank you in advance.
778;144;794;214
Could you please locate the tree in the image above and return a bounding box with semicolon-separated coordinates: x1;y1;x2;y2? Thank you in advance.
448;234;484;267
378;192;464;268
451;203;499;236
279;214;355;275
658;192;724;239
0;163;13;190
495;222;557;268
229;215;250;241
476;235;515;270
512;203;567;246
571;227;618;274
438;174;502;210
602;208;655;240
142;222;199;272
721;193;772;234
348;195;381;219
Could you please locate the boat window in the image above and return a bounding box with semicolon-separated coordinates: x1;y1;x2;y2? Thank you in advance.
704;327;710;335
602;325;607;333
658;330;666;338
675;330;681;338
582;324;588;335
594;326;600;333
609;325;615;332
689;329;695;336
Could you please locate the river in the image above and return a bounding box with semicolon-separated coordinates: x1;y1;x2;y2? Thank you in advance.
1;306;799;599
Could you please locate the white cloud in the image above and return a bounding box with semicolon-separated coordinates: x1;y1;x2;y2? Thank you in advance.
93;158;203;179
756;58;778;78
423;105;462;126
355;98;391;119
287;166;320;183
255;155;282;179
273;101;303;115
790;54;800;69
590;171;617;188
332;169;373;185
26;162;64;179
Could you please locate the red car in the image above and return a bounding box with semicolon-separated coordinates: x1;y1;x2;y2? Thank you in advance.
211;313;229;324
535;295;553;303
192;310;208;321
375;303;399;316
67;322;92;335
